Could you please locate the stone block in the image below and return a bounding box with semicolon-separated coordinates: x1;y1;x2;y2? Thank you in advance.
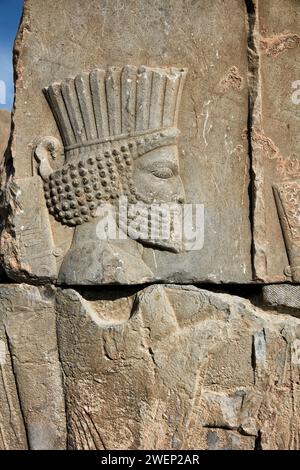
0;0;252;284
1;283;300;449
262;284;300;312
0;284;66;450
251;0;300;283
56;284;300;450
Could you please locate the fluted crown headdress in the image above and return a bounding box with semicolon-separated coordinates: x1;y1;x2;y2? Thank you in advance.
40;65;187;227
44;65;187;155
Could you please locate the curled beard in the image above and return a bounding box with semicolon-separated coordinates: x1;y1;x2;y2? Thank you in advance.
117;196;184;253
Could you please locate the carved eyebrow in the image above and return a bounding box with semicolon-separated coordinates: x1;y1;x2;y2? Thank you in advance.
139;160;179;173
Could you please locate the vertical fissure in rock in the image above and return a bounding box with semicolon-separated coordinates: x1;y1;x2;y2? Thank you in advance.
54;309;68;450
245;0;260;280
251;333;257;385
254;429;262;450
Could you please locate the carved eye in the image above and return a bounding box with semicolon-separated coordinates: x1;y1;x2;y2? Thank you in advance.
151;168;174;179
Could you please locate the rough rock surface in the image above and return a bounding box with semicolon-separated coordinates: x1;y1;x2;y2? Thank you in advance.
0;109;10;159
0;0;252;284
1;283;300;450
57;284;300;450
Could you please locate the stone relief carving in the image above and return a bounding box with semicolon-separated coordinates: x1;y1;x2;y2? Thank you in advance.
14;177;57;280
34;66;187;284
273;180;300;282
270;148;300;282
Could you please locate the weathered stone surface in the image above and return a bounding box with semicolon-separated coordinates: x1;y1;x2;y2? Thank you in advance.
2;177;58;283
2;0;300;452
251;0;300;283
0;283;300;449
0;284;66;450
56;284;300;450
262;284;300;313
0;0;252;284
0;109;10;159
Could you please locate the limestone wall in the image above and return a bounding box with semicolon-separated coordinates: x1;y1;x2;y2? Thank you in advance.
0;0;299;450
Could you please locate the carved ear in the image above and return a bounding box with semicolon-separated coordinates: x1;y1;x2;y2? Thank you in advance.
34;136;63;180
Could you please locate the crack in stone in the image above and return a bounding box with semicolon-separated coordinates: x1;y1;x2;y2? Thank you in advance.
3;326;30;450
54;305;68;450
254;429;262;450
245;0;261;282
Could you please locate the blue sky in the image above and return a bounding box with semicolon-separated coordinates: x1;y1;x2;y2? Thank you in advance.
0;0;23;110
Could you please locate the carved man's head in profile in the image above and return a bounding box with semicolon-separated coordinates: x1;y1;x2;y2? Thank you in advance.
37;65;187;258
